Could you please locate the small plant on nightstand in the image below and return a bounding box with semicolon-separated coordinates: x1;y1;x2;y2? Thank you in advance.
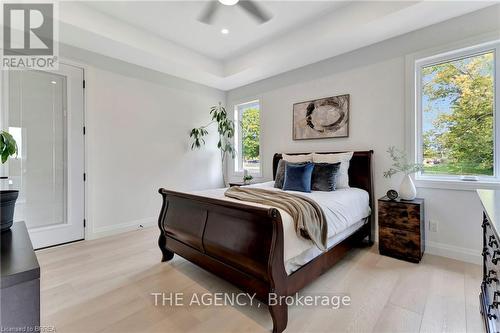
383;146;423;200
243;174;253;185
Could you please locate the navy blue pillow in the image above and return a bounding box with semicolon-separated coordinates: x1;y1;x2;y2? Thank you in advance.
274;160;307;189
283;162;314;193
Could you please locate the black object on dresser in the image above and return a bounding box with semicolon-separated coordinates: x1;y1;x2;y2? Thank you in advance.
0;221;40;331
378;197;425;263
478;189;500;332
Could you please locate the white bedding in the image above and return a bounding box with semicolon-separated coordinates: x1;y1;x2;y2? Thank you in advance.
191;181;371;274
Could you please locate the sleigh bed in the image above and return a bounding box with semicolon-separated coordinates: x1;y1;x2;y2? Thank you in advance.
158;151;374;333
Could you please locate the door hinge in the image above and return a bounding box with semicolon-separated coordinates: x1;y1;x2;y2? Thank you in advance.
83;219;86;228
83;80;86;89
83;173;86;181
83;126;86;135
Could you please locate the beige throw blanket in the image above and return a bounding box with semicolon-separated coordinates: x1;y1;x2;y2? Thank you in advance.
224;187;328;251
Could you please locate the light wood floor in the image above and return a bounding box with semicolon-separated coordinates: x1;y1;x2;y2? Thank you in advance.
37;227;484;333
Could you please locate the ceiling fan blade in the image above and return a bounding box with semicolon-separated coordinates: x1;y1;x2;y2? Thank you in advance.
238;0;272;23
198;1;218;24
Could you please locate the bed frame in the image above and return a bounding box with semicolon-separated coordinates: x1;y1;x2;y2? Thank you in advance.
158;150;374;333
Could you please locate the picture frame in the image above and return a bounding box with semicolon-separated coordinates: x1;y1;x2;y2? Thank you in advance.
292;94;350;140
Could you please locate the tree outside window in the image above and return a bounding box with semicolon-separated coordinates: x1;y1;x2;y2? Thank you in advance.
234;101;261;175
241;107;259;158
421;51;494;176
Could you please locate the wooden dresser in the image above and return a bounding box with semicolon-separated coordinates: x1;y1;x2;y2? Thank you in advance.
0;221;40;330
478;189;500;332
378;197;425;263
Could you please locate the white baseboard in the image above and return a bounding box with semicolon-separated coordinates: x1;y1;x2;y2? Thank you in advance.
426;240;481;265
86;217;156;240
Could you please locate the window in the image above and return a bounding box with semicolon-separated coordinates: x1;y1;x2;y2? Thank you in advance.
416;42;499;182
234;100;261;175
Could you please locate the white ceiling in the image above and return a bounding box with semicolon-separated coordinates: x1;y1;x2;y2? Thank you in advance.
55;1;499;90
83;1;348;60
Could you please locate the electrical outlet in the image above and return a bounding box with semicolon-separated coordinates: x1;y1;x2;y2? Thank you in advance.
429;220;438;233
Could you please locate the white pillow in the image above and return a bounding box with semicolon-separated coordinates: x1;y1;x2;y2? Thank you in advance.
282;153;313;163
312;152;354;189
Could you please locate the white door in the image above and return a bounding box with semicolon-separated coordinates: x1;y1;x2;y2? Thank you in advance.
2;63;85;249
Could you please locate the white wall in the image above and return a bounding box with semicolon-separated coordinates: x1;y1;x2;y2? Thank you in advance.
227;5;500;264
61;45;225;239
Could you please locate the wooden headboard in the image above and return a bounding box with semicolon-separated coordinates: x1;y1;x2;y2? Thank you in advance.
272;150;375;212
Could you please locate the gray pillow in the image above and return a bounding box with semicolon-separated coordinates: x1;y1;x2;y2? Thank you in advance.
311;162;341;191
274;159;286;189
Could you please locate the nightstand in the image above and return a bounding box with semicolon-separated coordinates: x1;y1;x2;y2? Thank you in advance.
228;181;251;187
378;197;425;263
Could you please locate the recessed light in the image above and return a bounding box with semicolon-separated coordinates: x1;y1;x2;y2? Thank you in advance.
221;28;229;35
218;0;239;6
50;81;57;84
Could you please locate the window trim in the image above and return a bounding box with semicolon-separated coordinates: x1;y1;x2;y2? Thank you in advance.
232;99;262;177
407;37;500;190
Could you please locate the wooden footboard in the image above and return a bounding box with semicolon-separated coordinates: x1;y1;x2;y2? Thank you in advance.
158;188;288;332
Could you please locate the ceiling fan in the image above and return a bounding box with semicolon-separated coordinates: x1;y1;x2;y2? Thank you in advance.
198;0;272;25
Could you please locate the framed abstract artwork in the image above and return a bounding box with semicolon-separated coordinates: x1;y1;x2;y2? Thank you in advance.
293;94;349;140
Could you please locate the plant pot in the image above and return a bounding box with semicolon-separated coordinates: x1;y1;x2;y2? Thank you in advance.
1;190;19;232
399;174;416;201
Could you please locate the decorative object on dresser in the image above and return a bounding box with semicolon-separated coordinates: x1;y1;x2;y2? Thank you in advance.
0;222;40;330
378;196;425;263
292;94;349;140
478;189;500;332
0;130;19;232
383;146;424;201
189;102;235;185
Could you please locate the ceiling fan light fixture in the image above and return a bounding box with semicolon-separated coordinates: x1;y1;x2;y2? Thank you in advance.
221;28;229;34
218;0;239;6
199;0;270;25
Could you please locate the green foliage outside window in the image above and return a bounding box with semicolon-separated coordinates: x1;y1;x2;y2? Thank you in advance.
241;108;260;161
422;52;494;176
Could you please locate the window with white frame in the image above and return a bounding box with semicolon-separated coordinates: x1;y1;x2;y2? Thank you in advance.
233;100;261;175
415;41;499;182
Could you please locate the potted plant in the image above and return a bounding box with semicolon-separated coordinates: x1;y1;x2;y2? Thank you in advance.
190;102;235;186
243;174;253;185
0;130;19;231
383;146;423;200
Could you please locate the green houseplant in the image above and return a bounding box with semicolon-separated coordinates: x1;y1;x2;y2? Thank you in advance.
0;130;19;231
243;174;253;185
190;103;235;185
